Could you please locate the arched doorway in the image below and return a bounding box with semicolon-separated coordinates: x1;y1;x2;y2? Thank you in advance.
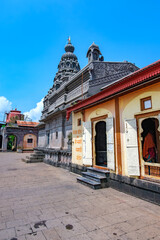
23;134;37;150
141;118;159;163
0;135;2;149
7;135;17;151
138;115;160;178
95;121;107;166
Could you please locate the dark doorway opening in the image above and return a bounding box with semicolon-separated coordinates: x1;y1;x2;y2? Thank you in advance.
0;135;2;149
141;118;160;163
95;121;107;166
7;135;17;151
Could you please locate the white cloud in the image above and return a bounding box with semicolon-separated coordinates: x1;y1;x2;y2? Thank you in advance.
24;98;43;122
0;96;12;121
0;96;43;122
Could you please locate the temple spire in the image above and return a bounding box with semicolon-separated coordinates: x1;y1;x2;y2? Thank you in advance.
53;39;80;90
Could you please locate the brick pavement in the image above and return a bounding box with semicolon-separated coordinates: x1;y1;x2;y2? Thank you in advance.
0;152;160;240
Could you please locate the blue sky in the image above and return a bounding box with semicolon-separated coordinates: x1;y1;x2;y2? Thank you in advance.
0;0;160;121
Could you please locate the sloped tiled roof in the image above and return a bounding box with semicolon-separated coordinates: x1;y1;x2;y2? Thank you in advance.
16;121;39;127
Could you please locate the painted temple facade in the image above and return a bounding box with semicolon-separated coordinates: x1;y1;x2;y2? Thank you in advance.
66;60;160;203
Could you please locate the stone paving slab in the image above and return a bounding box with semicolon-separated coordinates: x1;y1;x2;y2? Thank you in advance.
0;152;160;240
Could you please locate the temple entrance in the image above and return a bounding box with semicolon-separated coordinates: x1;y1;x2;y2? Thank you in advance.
7;135;17;151
138;115;160;178
141;118;160;163
94;121;107;166
0;135;2;149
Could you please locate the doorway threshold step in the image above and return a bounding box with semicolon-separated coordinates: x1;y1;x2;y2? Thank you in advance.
82;172;107;182
87;167;110;177
77;177;101;190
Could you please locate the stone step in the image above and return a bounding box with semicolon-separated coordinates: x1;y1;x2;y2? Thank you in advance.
33;152;45;156
82;172;106;182
87;167;110;177
22;158;43;163
34;151;44;155
30;153;45;157
77;177;101;190
29;158;43;163
82;172;109;188
29;156;44;160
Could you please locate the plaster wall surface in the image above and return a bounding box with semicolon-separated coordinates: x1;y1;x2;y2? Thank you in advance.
86;100;115;121
49;130;62;149
38;129;46;147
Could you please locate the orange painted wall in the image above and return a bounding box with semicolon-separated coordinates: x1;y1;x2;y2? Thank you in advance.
23;134;37;150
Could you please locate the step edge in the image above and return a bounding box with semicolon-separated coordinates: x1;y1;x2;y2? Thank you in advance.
77;177;101;186
87;167;110;173
82;172;107;179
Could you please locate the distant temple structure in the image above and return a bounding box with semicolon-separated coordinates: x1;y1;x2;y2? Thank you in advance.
6;108;24;123
0;109;38;152
37;39;139;169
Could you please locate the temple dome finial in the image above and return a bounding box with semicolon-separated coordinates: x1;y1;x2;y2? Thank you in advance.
65;36;74;53
68;36;71;44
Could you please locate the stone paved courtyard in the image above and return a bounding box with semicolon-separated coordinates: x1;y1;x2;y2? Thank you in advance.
0;153;160;240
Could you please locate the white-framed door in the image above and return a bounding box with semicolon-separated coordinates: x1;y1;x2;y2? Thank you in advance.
91;115;115;170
